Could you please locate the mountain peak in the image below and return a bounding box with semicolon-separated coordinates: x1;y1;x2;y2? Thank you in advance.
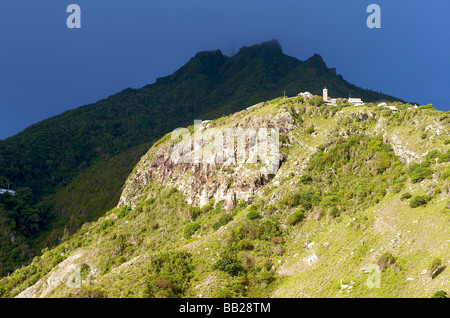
237;39;283;55
259;39;282;50
306;53;326;65
194;49;224;60
159;49;228;83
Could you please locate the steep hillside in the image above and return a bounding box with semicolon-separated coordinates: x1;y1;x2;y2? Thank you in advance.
1;97;448;298
0;40;405;276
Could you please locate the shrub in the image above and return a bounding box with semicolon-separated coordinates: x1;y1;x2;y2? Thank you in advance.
259;220;281;240
100;219;114;230
306;127;315;134
429;258;444;278
188;206;201;220
301;190;314;210
213;200;225;214
246;209;261;220
271;237;282;244
442;167;450;180
438;150;450;163
80;263;91;280
71;286;106;298
444;140;450;145
184;222;200;239
400;192;412;201
329;207;339;218
430;290;447;298
167;187;179;196
213;252;243;276
287;209;305;226
213;214;233;231
429;257;442;272
321;195;338;208
117;205;131;219
409;195;430;208
237;239;254;251
150;222;159;230
377;252;396;271
419;104;434;110
281;191;301;207
408;162;433;183
279;134;289;145
425;150;441;161
374;152;392;173
231;226;259;242
201;198;215;213
299;174;313;185
308;96;323;107
147;251;193;298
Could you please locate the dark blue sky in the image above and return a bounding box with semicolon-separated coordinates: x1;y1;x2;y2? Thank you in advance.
1;0;449;139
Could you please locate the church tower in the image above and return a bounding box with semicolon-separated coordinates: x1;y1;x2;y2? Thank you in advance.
323;87;328;101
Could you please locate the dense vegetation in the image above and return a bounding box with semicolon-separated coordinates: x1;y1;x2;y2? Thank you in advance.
0;190;53;275
306;135;406;213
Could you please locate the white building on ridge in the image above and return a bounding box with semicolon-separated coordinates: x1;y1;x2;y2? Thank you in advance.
323;87;364;106
322;87;337;105
385;105;398;112
0;189;15;196
298;91;313;98
348;97;364;106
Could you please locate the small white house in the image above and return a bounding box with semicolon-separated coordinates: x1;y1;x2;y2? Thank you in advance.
378;102;387;107
0;189;15;196
324;98;338;106
385;105;398;112
348;97;364;106
298;91;313;98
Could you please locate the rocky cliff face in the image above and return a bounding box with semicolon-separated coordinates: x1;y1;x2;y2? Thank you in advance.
119;102;296;211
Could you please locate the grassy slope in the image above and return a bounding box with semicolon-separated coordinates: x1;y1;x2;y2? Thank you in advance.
1;97;448;298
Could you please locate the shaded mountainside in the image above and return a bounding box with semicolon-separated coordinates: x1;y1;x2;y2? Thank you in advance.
0;40;404;275
1;97;448;298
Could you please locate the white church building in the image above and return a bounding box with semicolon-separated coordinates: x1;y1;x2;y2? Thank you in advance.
323;87;364;106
